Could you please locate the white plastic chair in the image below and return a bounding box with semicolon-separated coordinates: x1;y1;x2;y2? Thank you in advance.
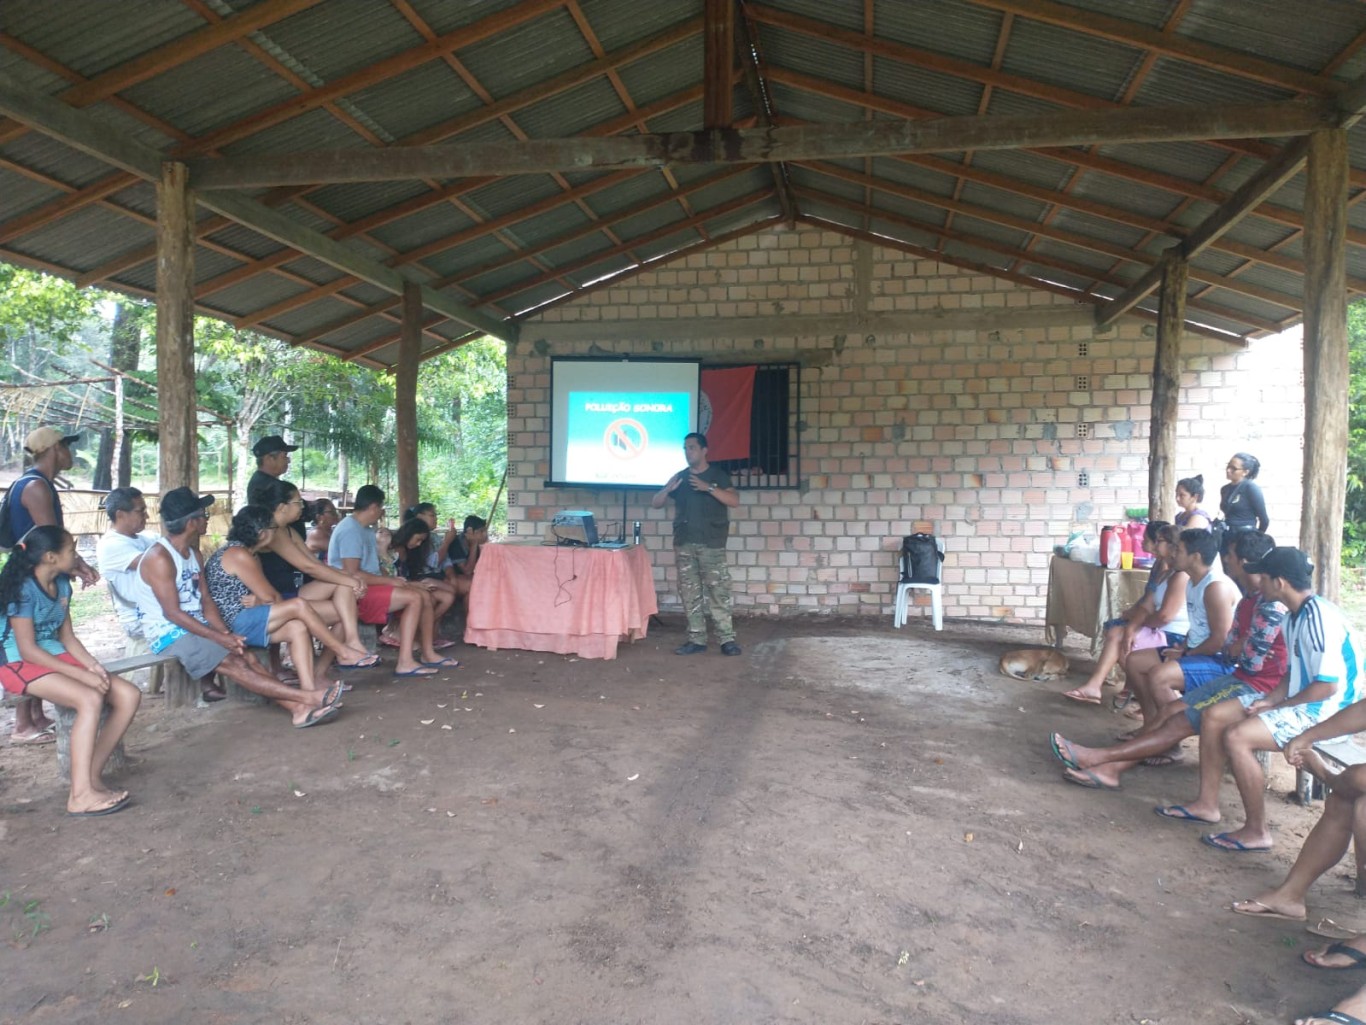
893;537;945;631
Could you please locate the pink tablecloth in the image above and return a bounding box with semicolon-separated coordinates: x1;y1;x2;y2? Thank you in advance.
464;543;658;659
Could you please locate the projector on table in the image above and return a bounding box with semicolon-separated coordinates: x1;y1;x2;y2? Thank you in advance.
549;510;598;546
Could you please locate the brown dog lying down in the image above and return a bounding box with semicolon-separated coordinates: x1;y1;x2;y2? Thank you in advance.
998;648;1069;681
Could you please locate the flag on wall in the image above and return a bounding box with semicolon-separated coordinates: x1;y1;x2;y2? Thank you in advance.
699;365;756;461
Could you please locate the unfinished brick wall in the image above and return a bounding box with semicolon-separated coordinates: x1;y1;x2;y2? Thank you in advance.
506;225;1305;624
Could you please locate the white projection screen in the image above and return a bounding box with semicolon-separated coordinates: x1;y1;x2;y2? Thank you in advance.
548;358;701;489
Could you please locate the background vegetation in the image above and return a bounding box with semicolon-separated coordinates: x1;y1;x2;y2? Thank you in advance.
0;264;507;530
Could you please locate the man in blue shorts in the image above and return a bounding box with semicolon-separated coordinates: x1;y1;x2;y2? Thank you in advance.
1048;531;1286;792
1183;546;1360;853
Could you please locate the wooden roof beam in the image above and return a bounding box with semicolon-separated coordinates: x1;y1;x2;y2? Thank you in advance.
186;99;1335;188
704;0;735;129
0;70;516;343
963;0;1346;97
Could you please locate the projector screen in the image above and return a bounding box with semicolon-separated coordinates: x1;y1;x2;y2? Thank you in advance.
549;358;700;489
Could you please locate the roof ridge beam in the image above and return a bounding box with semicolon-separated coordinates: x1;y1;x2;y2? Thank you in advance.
186;100;1336;188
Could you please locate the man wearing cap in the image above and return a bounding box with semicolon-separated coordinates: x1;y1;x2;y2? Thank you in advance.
126;487;342;728
1175;547;1361;854
6;426;98;743
246;434;300;508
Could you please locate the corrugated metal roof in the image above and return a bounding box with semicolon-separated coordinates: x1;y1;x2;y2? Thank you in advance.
0;0;1361;358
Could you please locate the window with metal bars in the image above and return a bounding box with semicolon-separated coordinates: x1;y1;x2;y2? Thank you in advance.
702;361;802;489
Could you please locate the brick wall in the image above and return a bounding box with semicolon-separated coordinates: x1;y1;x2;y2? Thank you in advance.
505;225;1305;624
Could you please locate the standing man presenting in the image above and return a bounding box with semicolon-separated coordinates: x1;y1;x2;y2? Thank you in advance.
651;432;741;657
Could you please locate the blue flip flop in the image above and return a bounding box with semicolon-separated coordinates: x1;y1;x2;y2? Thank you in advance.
67;794;131;818
1062;766;1120;791
394;666;439;678
294;704;340;729
337;654;381;669
1200;831;1271;853
1154;805;1217;823
1304;942;1366;971
420;657;460;669
1300;1012;1366;1025
1050;732;1081;771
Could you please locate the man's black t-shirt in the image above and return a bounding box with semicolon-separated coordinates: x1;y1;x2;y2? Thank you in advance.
670;464;732;548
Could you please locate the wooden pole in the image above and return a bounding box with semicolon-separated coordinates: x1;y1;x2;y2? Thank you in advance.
1148;247;1185;523
1301;128;1349;601
155;160;197;490
110;373;124;488
395;281;421;513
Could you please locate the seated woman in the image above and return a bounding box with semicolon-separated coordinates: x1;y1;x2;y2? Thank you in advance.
1173;475;1213;531
0;526;140;816
258;480;375;670
390;518;457;625
305;499;340;559
205;507;379;691
1062;522;1190;704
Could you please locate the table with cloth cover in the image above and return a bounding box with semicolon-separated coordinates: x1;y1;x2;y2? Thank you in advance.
464;542;658;659
1043;555;1150;656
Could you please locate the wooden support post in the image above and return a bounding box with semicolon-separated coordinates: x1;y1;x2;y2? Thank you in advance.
155;161;197;490
1148;248;1185;523
1301;128;1349;602
704;0;735;129
395;281;421;513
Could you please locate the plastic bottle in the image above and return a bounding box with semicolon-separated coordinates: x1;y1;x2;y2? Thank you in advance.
633;521;641;545
1099;526;1116;568
1128;521;1152;567
1118;527;1134;569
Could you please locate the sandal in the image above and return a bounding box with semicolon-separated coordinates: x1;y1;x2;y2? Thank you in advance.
11;730;56;746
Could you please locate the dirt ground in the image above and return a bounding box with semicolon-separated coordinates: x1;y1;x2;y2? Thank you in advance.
0;611;1354;1025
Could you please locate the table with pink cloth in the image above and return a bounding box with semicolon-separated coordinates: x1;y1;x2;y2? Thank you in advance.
464;542;658;659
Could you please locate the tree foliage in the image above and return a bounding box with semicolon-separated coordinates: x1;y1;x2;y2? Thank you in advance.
1345;300;1366;563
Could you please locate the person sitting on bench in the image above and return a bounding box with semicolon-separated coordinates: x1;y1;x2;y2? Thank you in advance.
127;487;342;729
204;506;379;693
1048;531;1286;795
327;485;454;678
305;499;340;558
391;516;457;626
1;526;140;815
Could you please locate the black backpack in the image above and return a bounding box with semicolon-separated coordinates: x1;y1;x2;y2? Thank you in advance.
900;533;943;584
0;482;18;550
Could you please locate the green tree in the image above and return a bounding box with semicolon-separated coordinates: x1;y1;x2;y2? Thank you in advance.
1346;300;1366;563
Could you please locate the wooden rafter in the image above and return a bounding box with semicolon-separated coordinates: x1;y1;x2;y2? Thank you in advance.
704;0;735;129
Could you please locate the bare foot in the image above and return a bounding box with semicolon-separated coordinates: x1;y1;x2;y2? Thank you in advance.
1303;935;1366;968
67;791;130;815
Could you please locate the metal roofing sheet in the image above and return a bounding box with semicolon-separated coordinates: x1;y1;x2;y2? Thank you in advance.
334;281;390;306
958;180;1049;224
0;171;59;226
118;44;299;138
1010;261;1095;294
0;133;124;191
203;222;287;262
345;62;482;143
9;204;154;274
856;214;941;255
204;273;308;319
1233;263;1307;300
495;203;594;253
365;202;477;255
1000;17;1143;103
1;0;202;78
1027;238;1123;277
871;56;983;118
512;78;631;139
460;175;571;223
1049;207;1153;252
262;297;363;338
761;26;867;92
1181;0;1365;76
870;157;959;197
402;0;531;36
615;35;704;109
1048;0;1171;28
966;150;1076;195
278;255;344;287
305;180;435;226
768;84;865;125
426;235;527;285
874;0;1003;66
256;0;423;84
1097;141;1230;189
581;171;685;219
1065;169;1185;224
458;9;595;99
766;0;864;32
217;105;372;158
1134;56;1295;107
705;202;781;236
578;0;699;52
639;98;708;134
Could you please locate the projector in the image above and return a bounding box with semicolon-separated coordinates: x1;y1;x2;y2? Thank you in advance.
550;510;598;546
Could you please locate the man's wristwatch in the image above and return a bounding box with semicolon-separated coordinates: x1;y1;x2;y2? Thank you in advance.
709;482;717;491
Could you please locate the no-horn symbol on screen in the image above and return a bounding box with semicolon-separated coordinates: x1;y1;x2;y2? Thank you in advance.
604;418;648;460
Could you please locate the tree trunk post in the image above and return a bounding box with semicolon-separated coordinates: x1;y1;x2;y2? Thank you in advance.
395;281;421;513
1148;247;1185;523
155;161;197;490
1301;128;1349;602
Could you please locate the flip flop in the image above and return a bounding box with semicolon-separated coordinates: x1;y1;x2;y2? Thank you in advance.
1229;899;1307;922
1062;766;1121;791
1154;805;1219;824
1063;690;1102;705
1304;942;1366;971
1297;1012;1366;1025
1142;753;1183;767
321;682;346;709
1112;690;1134;711
1310;919;1364;941
1201;831;1271;853
378;635;402;648
294;704;340;729
11;730;56;746
394;666;439;678
336;654;381;669
67;794;131;818
1049;732;1082;771
432;639;457;650
420;657;460;669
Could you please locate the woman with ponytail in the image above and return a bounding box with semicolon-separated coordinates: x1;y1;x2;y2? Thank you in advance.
0;526;140;816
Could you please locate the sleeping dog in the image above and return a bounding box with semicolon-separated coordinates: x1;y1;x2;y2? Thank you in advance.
998;648;1069;681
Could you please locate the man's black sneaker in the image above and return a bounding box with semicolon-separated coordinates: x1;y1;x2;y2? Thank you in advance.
674;642;707;655
720;641;742;656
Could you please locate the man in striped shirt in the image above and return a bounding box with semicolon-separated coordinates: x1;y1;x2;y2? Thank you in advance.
1193;547;1360;854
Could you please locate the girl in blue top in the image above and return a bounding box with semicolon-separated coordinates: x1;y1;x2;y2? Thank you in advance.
0;526;140;816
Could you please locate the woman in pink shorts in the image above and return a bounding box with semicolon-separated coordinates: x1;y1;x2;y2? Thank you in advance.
1;526;140;816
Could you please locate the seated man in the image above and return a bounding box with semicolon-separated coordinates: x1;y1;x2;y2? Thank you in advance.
94;487;181;698
1178;547;1357;853
1050;530;1286;792
126;487;342;728
305;499;340;559
1121;528;1238;726
327;485;454;677
446;514;489;602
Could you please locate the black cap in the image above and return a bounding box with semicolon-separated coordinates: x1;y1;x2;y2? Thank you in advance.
1242;546;1313;582
252;435;300;458
160;487;215;522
